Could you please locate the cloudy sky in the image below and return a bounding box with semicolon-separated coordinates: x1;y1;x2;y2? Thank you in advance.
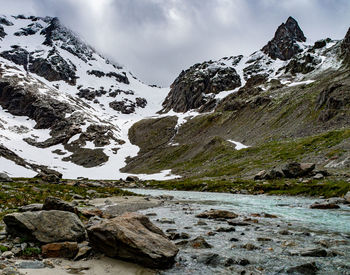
1;0;350;86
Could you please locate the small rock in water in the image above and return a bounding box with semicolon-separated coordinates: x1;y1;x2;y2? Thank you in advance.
196;209;238;219
216;227;236;232
300;248;328;257
157;218;175;224
241;243;258;250
286;262;318;274
195;253;225;267
310;203;340;209
188;236;213;249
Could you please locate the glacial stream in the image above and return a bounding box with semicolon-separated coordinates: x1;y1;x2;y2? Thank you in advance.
126;189;350;275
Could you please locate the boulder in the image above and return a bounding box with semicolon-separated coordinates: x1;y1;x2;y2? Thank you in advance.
310;203;340;209
196;209;238;219
188;236;213;249
282;162;315;178
3;210;86;243
125;176;139;182
286;262;318;274
300;248;328;257
42;197;77;214
19;204;43;212
0;173;12;182
345;191;350;203
87;212;178;269
41;242;78;258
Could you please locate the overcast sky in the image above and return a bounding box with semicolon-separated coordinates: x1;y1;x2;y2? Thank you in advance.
1;0;350;86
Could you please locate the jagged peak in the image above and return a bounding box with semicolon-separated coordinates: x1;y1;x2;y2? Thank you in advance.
261;16;306;61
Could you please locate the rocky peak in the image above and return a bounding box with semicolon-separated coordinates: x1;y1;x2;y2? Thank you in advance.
262;16;306;60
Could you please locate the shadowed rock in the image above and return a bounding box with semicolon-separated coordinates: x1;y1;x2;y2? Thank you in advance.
87;212;178;269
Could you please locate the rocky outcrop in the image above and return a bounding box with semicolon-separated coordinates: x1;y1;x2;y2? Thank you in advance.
282;162;315;178
162;60;241;113
87;212;178;269
3;210;86;243
0;173;12;182
262;17;306;60
341;27;350;63
109;97;147;114
62;148;109;168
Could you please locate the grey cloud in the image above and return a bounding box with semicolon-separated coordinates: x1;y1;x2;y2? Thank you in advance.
0;0;349;86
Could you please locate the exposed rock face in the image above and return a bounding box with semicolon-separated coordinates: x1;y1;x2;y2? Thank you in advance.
3;210;86;243
262;17;306;60
162;60;241;113
62;148;109;168
87;212;179;269
341;27;350;62
0;172;12;182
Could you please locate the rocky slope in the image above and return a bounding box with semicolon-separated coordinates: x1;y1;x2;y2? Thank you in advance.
123;18;350;180
0;15;172;180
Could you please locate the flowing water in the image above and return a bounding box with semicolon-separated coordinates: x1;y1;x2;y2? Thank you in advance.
126;189;350;275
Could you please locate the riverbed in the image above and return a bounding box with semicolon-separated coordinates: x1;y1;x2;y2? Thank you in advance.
126;189;350;274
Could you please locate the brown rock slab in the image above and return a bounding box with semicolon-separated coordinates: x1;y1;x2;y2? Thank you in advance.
42;242;79;258
196;209;238;219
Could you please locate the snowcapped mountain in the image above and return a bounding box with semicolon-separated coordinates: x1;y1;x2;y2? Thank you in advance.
0;15;173;180
0;15;349;180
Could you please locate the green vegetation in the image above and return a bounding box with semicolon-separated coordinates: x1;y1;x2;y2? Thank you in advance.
22;247;41;256
0;245;8;252
0;179;135;220
147;178;350;198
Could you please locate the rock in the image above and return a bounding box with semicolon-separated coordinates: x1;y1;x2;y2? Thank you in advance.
345;191;350;203
230;237;239;242
254;169;284;180
87;212;178;269
300;248;328;257
125;176;139;182
19;204;43;212
42;242;78;258
227;221;250;226
254;170;267;180
3;210;86;243
157;218;175;224
1;251;14;258
286;262;318;274
74;245;92;261
195;253;225;267
42;197;77;214
196;209;238;219
257;237;272;242
34;172;62;183
188;236;213;249
0;173;12;182
313;173;324;180
282;162;315;178
262;16;306;60
241;243;258;250
161;58;242;113
341;27;350;62
1;267;23;275
78;208;104;218
216;227;236;232
310;203;340;209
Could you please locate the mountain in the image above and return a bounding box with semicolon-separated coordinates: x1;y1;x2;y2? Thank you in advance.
0;15;349;182
0;15;171;180
122;18;350;181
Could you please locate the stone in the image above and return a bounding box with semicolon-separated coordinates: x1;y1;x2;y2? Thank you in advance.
0;173;12;182
254;170;267;180
282;162;315;178
34;172;61;183
42;242;78;259
196;209;238;219
300;248;328;257
313;173;324;180
74;245;92;261
188;236;212;249
19;204;43;212
42;197;77;214
286;262;318;274
195;253;225;267
87;212;178;269
216;227;236;232
1;267;23;275
78;208;103;218
1;251;14;258
345;191;350;203
3;210;86;243
125;176;139;182
310;203;340;209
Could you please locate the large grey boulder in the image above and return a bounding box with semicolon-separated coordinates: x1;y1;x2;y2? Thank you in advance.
87;212;179;269
345;191;350;203
3;210;86;243
282;162;315;178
